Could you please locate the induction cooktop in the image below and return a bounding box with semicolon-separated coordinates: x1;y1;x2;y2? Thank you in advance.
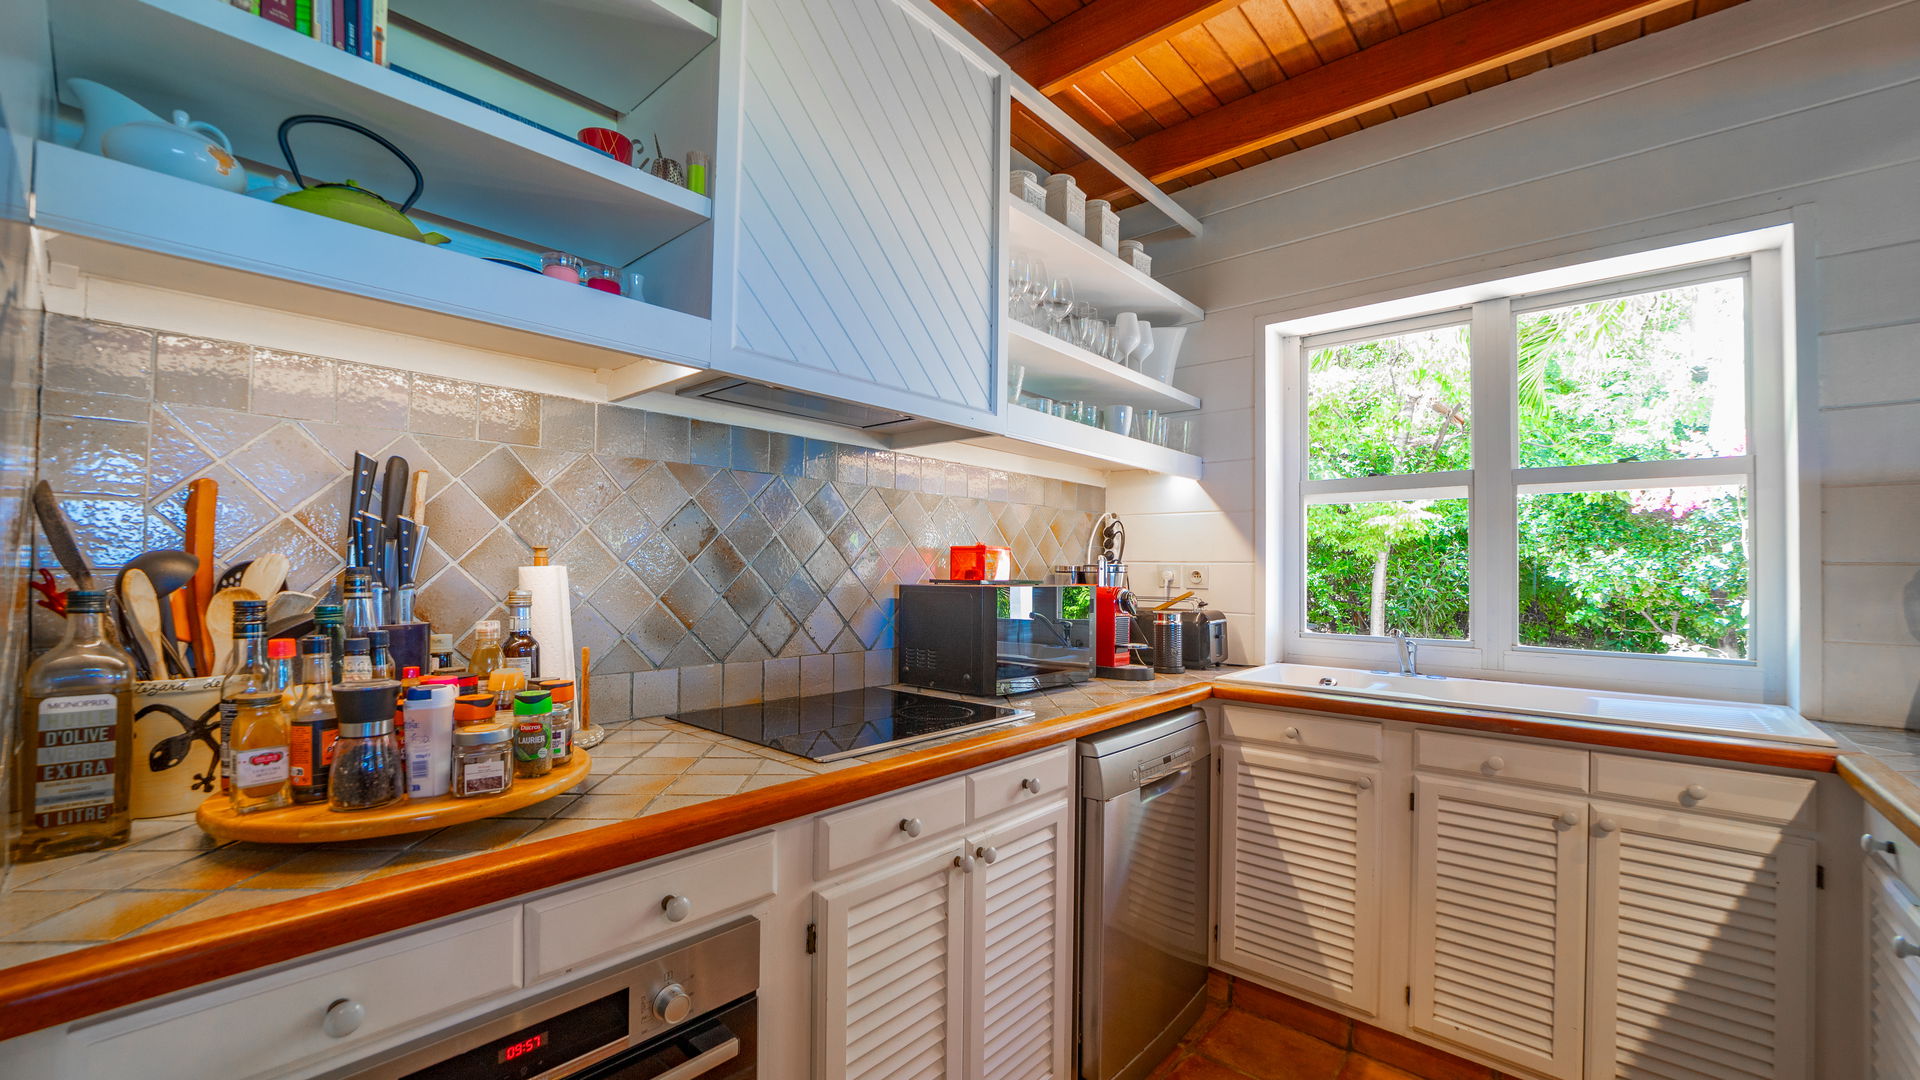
667;687;1033;762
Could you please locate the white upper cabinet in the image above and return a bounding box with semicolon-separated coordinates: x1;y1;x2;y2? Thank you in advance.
712;0;1004;428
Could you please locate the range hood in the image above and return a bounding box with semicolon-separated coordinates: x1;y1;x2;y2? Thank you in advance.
677;376;921;431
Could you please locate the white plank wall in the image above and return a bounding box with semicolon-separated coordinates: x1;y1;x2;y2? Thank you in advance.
718;0;999;425
1109;0;1920;723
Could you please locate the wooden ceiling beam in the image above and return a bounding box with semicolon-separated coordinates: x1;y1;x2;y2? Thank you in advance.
1005;0;1245;96
1065;0;1695;197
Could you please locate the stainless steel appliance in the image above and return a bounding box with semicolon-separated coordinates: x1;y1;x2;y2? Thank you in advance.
1078;709;1212;1080
1179;605;1229;669
333;919;757;1080
896;583;1095;695
668;687;1032;762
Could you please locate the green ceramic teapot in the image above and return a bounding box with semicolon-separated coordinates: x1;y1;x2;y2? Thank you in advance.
272;115;450;245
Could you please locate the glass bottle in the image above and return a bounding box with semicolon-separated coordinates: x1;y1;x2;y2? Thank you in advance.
367;628;395;681
228;690;292;814
511;689;553;779
452;724;514;798
342;637;372;682
469;620;503;682
429;633;456;673
12;590;137;862
329;682;406;812
288;636;338;805
537;679;575;766
341;568;381;640
502;590;540;679
267;637;297;693
311;603;346;684
218;599;271;796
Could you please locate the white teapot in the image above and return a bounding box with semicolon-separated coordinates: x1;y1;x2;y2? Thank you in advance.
101;110;248;194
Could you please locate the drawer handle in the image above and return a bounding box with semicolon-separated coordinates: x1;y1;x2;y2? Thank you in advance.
1683;784;1708;802
1595;817;1618;834
655;1037;741;1080
975;844;999;864
1896;936;1920;960
1021;777;1042;794
322;998;364;1039
1558;811;1580;828
661;894;692;923
1353;776;1373;791
954;853;977;874
1484;756;1506;773
1283;726;1301;740
1865;833;1899;855
900;817;923;838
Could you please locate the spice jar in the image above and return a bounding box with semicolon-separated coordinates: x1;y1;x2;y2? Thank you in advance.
329;681;407;812
429;633;456;672
537;679;576;766
454;692;496;727
583;263;622;294
452;724;515;798
228;691;292;815
512;689;554;779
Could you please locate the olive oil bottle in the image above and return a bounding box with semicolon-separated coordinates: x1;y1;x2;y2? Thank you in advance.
13;590;137;862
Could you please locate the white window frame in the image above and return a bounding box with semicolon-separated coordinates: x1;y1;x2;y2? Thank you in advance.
1267;248;1788;702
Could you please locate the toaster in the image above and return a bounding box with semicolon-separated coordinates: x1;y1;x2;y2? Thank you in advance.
1179;606;1229;669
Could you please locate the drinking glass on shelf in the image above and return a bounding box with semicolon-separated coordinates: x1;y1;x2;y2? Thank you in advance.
1041;276;1075;336
1105;404;1135;435
1083;318;1111;360
1131;321;1155;372
1112;313;1142;368
1007;363;1027;403
1168;417;1195;453
1021;393;1053;414
1134;408;1162;444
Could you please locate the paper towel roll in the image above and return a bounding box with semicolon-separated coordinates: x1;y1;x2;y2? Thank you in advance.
517;563;575;681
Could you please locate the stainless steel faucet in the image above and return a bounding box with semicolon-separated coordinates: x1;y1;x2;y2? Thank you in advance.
1388;629;1419;676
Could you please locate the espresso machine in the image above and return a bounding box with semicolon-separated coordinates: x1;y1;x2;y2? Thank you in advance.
1064;514;1154;680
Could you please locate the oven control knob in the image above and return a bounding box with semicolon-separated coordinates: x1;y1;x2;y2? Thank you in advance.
653;983;693;1024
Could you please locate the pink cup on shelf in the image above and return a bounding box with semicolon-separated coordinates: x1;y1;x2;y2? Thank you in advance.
578;127;633;165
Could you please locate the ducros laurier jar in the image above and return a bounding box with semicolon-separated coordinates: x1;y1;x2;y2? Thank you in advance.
452;724;514;798
511;689;554;779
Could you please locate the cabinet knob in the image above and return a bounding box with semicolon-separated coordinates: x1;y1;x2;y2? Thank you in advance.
1353;776;1373;791
976;845;999;864
653;983;694;1024
1595;817;1618;834
1283;726;1301;740
1683;784;1708;802
321;998;364;1039
1021;777;1042;794
1864;833;1899;855
661;894;692;923
900;817;923;838
954;853;977;874
1558;811;1580;827
1895;936;1920;960
1485;756;1506;773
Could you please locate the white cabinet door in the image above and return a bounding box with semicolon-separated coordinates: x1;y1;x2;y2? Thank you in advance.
1219;742;1384;1014
814;842;969;1080
1866;859;1920;1079
969;799;1074;1080
715;0;1004;428
1409;776;1587;1080
1586;804;1812;1080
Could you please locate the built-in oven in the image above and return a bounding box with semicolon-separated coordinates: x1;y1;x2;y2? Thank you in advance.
330;918;757;1080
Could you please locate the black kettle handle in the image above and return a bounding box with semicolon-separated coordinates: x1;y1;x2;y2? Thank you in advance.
278;114;425;213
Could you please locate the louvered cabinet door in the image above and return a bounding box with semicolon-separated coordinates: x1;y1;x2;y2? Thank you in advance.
970;799;1074;1080
1220;743;1383;1013
814;844;968;1080
1867;859;1920;1079
1409;776;1587;1080
1586;805;1812;1080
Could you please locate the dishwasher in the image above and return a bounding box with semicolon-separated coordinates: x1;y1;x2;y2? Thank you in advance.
1077;708;1212;1080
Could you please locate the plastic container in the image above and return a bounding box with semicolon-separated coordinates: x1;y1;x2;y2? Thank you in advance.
949;544;1014;582
1044;174;1085;234
402;682;457;798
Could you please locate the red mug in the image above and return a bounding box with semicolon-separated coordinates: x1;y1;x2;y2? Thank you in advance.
578;127;633;165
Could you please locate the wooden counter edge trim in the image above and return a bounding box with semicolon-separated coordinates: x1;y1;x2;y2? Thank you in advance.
1211;685;1842;773
1839;753;1920;850
0;684;1212;1041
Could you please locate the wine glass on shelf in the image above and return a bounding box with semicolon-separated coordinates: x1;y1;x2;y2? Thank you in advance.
1111;313;1142;368
1041;276;1075;337
1131;321;1155;374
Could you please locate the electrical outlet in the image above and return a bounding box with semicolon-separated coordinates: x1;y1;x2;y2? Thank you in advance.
1156;565;1179;591
1183;566;1211;589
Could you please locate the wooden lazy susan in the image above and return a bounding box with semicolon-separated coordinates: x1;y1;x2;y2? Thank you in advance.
195;751;591;843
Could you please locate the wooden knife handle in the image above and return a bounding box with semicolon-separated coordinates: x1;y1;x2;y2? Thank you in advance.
184;478;218;676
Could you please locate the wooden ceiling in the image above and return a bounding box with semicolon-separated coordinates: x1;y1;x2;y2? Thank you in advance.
933;0;1748;207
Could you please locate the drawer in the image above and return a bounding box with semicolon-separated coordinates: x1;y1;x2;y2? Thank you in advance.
969;746;1072;820
525;833;774;981
817;776;968;875
1416;730;1588;792
1591;752;1815;825
73;908;520;1080
1223;706;1382;761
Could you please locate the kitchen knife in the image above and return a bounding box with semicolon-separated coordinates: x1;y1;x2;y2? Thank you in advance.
379;456;409;606
348;452;379;564
31;480;94;589
184;478;218;674
392;515;418;623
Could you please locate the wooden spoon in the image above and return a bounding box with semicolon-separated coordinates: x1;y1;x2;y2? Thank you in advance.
239;553;290;602
206;586;261;675
120;570;173;680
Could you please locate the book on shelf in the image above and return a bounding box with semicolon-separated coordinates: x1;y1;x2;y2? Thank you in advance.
242;0;388;65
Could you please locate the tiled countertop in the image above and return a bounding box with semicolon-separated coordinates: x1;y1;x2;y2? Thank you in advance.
1817;719;1920;847
0;674;1207;969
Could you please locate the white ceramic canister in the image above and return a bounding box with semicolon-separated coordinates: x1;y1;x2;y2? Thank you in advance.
1044;174;1086;234
1009;170;1047;212
1084;200;1120;254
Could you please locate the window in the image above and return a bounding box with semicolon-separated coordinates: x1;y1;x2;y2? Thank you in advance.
1273;247;1787;697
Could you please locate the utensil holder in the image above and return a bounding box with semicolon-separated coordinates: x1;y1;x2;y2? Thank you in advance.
131;675;225;818
1151;612;1185;674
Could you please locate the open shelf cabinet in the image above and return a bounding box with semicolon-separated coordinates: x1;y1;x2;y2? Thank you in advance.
1006;199;1201;327
972;405;1203;479
1007;321;1199;413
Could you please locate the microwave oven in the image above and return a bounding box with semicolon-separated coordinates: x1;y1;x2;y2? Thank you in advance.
895;583;1095;696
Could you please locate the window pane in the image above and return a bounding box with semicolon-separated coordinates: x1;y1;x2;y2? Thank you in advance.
1308;325;1472;480
1517;485;1747;657
1306;499;1469;639
1517;278;1747;468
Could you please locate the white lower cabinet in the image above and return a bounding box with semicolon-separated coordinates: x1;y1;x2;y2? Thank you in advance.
1218;742;1384;1015
1867;856;1920;1079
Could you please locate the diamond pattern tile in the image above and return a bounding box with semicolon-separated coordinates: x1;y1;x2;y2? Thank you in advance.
552;455;621;522
805;482;849;530
590;567;654;632
661;501;717;560
508;488;581;550
628;464;689;523
694;471;752;529
660;568;719;628
464;446;540;518
722;568;773;623
691;535;746;594
627;530;690;596
589;495;654;560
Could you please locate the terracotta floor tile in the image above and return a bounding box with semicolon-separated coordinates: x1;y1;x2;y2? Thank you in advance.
1169;1055;1257;1080
1233;981;1352;1048
1181;1001;1228;1047
1351;1026;1491;1080
1197;1011;1346;1080
1207;970;1232;1003
10;890;208;942
1338;1057;1421;1080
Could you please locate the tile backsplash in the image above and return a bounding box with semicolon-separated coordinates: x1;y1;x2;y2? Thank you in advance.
34;314;1105;718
